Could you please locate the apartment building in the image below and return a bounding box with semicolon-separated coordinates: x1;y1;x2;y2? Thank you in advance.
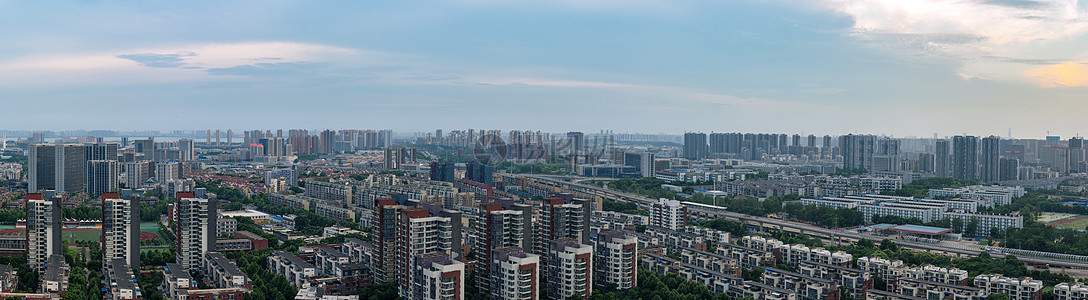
897;278;987;300
205;252;251;289
545;238;593;300
798;261;872;300
490;247;540;300
650;198;687;230
269;250;318;287
304;179;354;205
1055;282;1088;300
680;248;741;277
105;259;140;300
593;231;638;290
102;193;140;268
41;255;69;294
973;274;1043;300
409;252;465;300
762;267;840;300
26;194;62;274
176;195;216;271
928;185;1024;207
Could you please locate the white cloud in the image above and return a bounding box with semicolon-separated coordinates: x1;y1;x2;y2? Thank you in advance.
818;0;1088;86
823;0;1088;46
0;42;359;86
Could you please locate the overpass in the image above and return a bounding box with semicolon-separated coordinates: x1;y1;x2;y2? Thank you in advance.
517;174;1088;270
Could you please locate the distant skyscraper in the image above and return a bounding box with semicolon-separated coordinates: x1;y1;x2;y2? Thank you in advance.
980;136;1001;183
85;142;118;161
378;129;393;148
135;138;155;161
791;134;801;146
624;151;655;178
101;192;139;268
683;132;708;160
320;130;336;154
206;130;212;144
566;132;585;155
156;161;179;183
999;158;1020;181
935;139;951;177
178;139;194;161
823;135;832;148
429;162;455;182
953;135;979;180
26;193;61;274
86;160;120;196
839;134;875;172
124;161;151;188
29;144;56;193
55;144;87;193
807;134;817;148
226;129;232;144
1070;137;1085;173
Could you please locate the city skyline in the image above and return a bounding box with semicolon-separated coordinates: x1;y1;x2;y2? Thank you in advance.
1;1;1088;136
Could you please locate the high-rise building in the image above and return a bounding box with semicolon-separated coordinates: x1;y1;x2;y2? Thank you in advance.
791;134;801;147
683;132;708;160
101;193;140;268
26;193;62;274
178;139;194;161
650;198;686;230
156;161;179;183
258;137;286;157
623;151;655;178
545;238;593;300
320;130;337;154
176;193;216;271
466;161;494;185
489;247;539;300
999;158;1020;181
409;253;465;300
953;135;979;180
1070;137;1085;173
85;142;119;161
395;209;460;299
808;134;817;148
1040;146;1070;173
378;129;393;148
980;136;1001;183
839;134;875;172
475;202;532;292
373;198;405;283
124;161;151;188
29;144;56;193
535;198;588;254
135;138;155;161
55;144;87;193
566;132;585;155
935;139;951;177
593;231;637;290
86;160;120;196
429;162;456;182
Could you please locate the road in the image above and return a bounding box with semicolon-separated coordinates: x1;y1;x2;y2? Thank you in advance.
517;174;1088;271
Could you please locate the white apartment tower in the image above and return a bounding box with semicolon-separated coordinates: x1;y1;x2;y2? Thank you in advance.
26;194;62;274
102;193;140;268
176;193;216;272
650;198;687;231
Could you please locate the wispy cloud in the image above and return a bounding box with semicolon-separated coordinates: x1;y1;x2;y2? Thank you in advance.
0;42;362;86
1026;61;1088;87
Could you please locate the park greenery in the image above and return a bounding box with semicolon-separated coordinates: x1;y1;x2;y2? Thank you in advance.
601;199;646;215
880;177;979;198
582;267;731;300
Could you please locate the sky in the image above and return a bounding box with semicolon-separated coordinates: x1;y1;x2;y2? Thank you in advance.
1;0;1088;138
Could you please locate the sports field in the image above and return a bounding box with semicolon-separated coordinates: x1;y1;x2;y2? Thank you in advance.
1039;212;1077;223
62;229;101;243
1050;216;1088;230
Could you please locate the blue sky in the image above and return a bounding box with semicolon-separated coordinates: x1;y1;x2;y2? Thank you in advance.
1;0;1087;138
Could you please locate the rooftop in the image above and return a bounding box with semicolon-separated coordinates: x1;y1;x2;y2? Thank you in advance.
892;224;953;235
